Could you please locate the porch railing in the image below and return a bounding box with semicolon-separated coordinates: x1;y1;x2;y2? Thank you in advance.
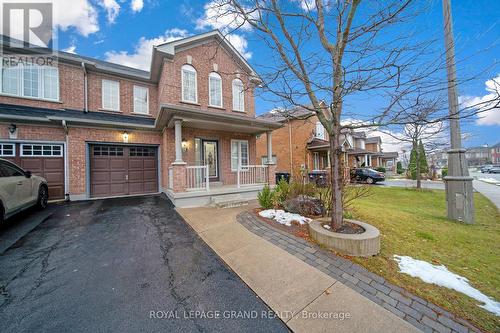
237;165;268;188
186;165;210;191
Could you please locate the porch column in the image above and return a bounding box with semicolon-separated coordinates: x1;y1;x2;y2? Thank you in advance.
265;131;276;186
266;131;273;164
171;119;187;193
174;119;184;163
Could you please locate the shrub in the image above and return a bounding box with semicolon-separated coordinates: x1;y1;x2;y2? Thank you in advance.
274;178;290;207
316;186;332;217
375;167;386;173
396;162;404;174
288;182;316;200
257;185;275;209
441;167;448;179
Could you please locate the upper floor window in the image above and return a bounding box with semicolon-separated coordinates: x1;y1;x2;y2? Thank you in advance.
209;72;222;107
315;122;326;140
232;79;244;112
133;85;149;114
181;64;197;103
102;79;120;111
0;64;59;101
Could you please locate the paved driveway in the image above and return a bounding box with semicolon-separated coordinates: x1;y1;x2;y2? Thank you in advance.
0;195;288;333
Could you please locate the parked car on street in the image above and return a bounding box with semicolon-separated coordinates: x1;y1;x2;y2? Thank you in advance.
0;159;48;223
488;166;500;174
480;165;494;173
351;168;385;184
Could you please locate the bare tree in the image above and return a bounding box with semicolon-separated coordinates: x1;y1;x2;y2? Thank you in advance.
382;98;449;188
206;0;499;230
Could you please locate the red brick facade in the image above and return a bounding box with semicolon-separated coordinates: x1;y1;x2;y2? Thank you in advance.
256;115;318;178
0;33;266;200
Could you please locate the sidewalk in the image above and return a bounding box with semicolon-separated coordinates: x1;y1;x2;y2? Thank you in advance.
177;204;420;333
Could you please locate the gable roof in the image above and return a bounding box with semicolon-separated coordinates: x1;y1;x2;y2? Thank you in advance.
259;106;316;123
365;136;382;144
152;30;259;82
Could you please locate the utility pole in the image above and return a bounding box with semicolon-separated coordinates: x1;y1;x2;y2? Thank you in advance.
442;0;474;223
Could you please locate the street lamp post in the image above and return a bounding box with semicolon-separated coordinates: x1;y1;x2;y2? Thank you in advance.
442;0;474;223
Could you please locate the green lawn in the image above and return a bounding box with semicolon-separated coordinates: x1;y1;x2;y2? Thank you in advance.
349;186;500;332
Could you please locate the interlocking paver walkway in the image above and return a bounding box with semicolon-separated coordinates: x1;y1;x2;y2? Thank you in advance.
237;211;481;333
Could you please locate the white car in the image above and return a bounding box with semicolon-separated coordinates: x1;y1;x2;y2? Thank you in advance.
0;158;48;223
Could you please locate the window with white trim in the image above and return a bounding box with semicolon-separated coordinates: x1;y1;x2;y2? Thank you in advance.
231;140;249;171
315;122;326;140
181;64;197;103
209;72;222;107
133;85;149;114
102;79;120;111
232;79;244;112
0;63;59;101
21;144;62;157
0;143;15;156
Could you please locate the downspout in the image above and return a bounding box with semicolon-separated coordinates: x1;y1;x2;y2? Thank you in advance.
81;62;88;113
62;120;70;201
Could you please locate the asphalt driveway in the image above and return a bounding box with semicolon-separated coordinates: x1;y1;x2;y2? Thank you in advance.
0;195;288;333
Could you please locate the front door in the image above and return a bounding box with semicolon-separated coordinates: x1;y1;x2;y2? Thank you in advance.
202;140;219;181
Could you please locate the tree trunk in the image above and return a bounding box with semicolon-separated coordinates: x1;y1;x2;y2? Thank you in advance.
414;140;422;189
329;126;343;230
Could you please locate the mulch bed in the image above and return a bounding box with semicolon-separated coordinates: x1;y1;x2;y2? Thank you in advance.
253;208;315;242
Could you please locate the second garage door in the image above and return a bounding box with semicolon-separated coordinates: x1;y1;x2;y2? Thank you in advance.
90;145;158;198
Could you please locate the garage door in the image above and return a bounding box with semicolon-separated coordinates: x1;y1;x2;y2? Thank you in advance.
90;145;158;198
1;142;65;200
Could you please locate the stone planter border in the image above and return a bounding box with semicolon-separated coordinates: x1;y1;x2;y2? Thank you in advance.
309;218;380;257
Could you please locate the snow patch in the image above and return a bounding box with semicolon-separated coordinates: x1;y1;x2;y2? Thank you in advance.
259;209;311;226
394;255;500;316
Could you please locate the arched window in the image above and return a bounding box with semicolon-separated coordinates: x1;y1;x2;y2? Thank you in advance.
232;78;244;112
181;64;197;103
209;72;222;107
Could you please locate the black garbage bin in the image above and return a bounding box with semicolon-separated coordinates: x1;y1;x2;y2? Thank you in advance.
275;172;290;184
308;171;328;187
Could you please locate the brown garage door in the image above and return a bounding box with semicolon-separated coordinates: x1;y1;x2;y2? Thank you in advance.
90;145;158;198
1;142;65;200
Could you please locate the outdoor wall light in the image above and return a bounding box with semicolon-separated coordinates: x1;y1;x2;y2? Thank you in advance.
8;123;17;134
122;132;129;143
182;139;188;152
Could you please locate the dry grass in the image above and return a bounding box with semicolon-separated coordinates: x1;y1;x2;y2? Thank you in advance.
350;186;500;332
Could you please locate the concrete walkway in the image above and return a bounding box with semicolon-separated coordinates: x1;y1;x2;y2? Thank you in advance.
473;180;500;210
177;204;420;333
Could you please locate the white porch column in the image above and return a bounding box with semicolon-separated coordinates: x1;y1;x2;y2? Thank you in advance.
266;131;273;164
364;154;368;166
174;119;184;163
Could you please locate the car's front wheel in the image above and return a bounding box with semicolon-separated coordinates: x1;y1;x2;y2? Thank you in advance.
37;185;48;209
366;177;374;184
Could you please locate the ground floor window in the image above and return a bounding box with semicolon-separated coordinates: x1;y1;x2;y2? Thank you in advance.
231;140;249;171
313;152;320;170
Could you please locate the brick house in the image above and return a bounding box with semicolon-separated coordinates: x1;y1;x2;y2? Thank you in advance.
0;31;280;207
491;142;500;164
256;106;398;180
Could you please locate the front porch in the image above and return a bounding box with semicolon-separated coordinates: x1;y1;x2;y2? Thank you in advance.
158;104;281;206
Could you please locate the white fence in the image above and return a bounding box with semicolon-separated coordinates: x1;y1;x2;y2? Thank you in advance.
186;165;210;191
237;165;268;188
